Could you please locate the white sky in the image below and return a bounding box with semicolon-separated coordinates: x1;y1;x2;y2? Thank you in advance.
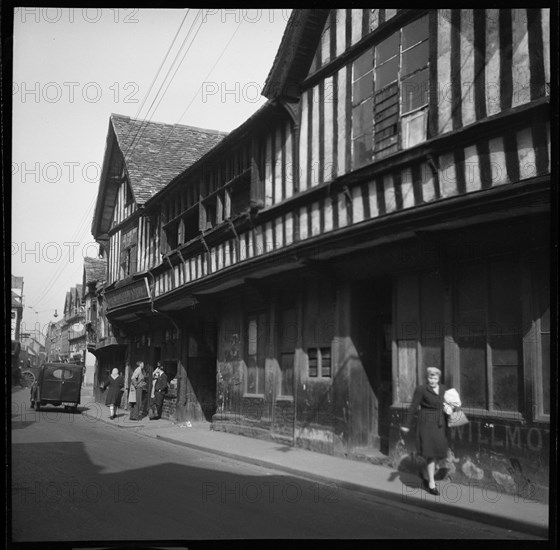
11;8;291;342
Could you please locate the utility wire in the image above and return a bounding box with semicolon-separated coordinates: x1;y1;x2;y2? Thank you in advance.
30;12;195;306
29;195;98;307
155;18;244;156
123;9;203;163
119;9;192;155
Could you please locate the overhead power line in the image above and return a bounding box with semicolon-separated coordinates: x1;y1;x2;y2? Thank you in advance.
155;18;244;156
123;9;204;163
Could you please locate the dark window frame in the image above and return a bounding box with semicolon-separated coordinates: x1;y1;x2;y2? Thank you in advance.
453;257;524;418
351;14;430;170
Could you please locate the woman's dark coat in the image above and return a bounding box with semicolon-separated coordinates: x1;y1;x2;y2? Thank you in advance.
104;375;125;406
404;384;449;459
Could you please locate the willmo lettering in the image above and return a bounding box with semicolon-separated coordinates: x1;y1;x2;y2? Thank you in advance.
450;421;549;453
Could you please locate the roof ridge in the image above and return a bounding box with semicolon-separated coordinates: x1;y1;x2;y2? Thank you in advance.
110;112;228;136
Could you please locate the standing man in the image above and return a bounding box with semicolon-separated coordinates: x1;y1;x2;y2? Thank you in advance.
129;361;147;421
150;367;169;420
149;362;164;412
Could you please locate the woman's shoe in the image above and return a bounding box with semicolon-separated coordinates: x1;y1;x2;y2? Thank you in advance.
427;486;440;496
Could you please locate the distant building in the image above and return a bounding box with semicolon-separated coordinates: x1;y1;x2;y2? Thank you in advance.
82;256;109;387
45;285;87;372
19;334;46;369
11;275;24;341
11;275;25;383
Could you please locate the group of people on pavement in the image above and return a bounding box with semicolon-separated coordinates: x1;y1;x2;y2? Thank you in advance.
101;361;169;421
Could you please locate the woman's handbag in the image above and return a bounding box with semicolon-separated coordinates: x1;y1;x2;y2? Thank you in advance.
447;408;469;428
443;387;469;427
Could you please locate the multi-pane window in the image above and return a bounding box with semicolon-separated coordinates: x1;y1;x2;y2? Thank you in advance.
352;14;429;169
455;258;522;414
308;347;332;378
352;49;374;168
120;227;138;277
246;313;266;395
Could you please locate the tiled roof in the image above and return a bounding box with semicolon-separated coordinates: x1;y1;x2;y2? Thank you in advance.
111;114;228;204
11;290;22;308
11;275;24;290
145;101;280;206
83;257;107;285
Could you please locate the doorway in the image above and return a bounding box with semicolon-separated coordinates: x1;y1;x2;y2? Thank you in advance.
350;279;393;455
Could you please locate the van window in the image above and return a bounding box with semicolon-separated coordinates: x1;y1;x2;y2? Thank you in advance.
50;368;75;380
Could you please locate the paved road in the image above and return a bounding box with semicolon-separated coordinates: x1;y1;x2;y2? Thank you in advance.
10;388;538;541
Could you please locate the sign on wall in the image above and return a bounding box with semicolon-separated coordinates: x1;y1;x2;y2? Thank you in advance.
105;278;150;310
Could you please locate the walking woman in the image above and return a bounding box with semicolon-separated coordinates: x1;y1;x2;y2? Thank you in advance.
103;368;124;419
400;367;449;495
129;361;147;421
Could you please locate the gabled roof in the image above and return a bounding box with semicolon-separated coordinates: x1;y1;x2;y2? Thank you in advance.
11;275;24;292
111;114;228;204
262;9;330;100
83;257;107;287
11;290;22;308
92;114;228;239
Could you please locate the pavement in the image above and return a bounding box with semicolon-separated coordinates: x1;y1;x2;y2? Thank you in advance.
79;386;549;538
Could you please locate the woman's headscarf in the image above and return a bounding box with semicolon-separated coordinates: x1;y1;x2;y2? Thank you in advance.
111;368;119;379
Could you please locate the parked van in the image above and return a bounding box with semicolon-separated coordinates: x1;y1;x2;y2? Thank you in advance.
30;363;83;413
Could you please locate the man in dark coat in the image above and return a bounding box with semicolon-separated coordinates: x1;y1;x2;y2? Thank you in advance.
150;369;169;420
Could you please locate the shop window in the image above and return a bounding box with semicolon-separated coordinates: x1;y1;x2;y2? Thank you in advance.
351;14;429;169
455;258;522;414
280;353;294;396
246;313;266;395
307;347;332;378
532;252;550;417
278;308;296;396
420;271;444;373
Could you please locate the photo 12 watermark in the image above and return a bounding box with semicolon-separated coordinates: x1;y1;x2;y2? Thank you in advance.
12;161;102;184
201;480;339;504
13;481;140;505
14;8;140;24
11;241;101;264
201;9;291;24
13;82;140;104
